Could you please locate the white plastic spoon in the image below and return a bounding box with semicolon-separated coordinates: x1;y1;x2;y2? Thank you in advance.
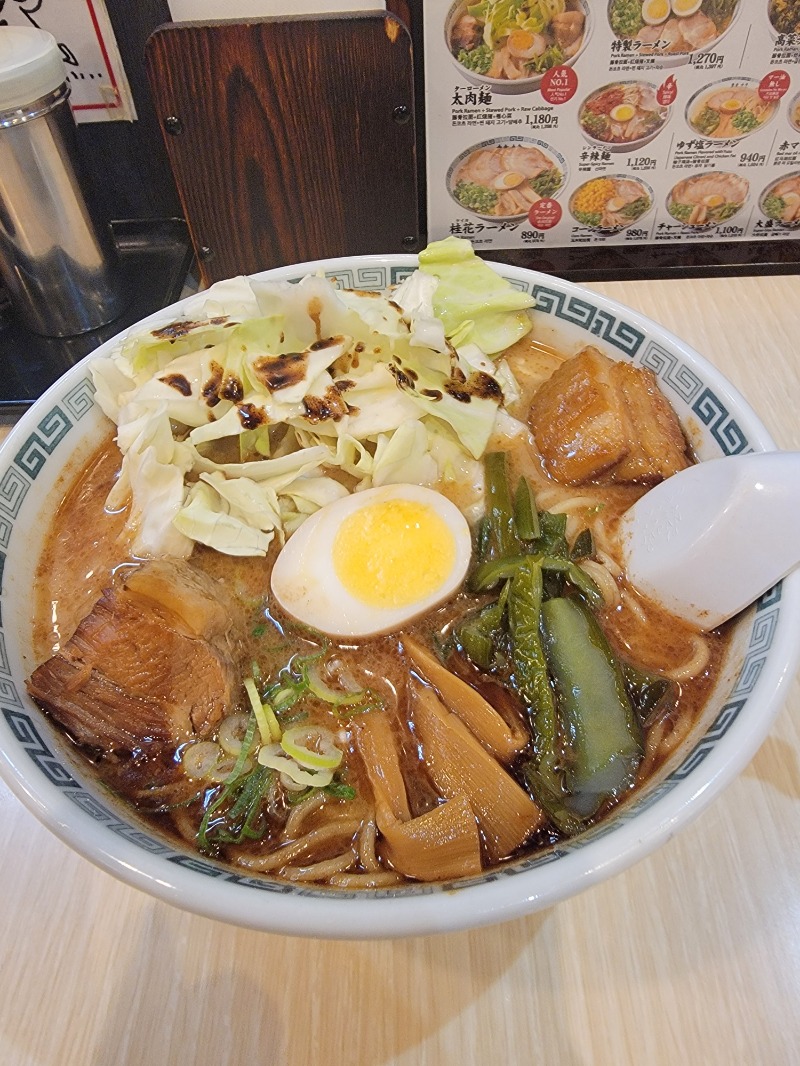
617;451;800;631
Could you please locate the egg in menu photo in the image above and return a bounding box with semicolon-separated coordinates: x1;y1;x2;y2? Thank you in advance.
641;0;671;24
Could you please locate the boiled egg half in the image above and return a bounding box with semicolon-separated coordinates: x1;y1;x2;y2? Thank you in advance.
270;484;472;639
670;0;703;15
507;29;544;60
492;170;526;190
641;0;670;25
609;103;637;123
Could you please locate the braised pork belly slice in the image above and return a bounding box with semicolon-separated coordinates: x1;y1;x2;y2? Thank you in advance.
528;345;690;485
27;559;236;754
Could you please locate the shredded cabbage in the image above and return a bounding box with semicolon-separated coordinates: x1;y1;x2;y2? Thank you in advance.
418;236;534;355
90;239;533;558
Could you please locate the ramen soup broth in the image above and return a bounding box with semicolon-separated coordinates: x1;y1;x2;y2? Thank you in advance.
26;329;738;889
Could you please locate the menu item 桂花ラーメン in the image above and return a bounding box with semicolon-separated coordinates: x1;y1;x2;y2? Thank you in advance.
449;139;565;218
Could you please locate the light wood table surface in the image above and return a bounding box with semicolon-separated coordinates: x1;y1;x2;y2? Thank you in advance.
2;272;799;1066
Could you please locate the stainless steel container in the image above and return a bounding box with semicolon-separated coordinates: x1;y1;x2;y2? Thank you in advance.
0;27;126;336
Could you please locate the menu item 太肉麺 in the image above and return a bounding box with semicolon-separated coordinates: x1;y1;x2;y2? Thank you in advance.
449;0;588;85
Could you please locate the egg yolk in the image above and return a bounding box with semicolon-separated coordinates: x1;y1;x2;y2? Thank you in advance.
493;170;526;190
333;499;456;609
508;29;535;51
643;0;669;21
610;103;636;123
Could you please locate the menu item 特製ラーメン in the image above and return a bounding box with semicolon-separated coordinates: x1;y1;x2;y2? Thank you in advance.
607;0;741;56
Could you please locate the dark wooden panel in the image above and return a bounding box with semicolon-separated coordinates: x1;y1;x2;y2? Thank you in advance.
145;14;419;284
76;0;181;222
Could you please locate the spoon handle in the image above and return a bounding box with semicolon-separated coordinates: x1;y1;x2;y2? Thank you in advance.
618;452;800;630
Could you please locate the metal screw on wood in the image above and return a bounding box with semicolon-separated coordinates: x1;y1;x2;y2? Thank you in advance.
198;245;214;260
392;105;411;124
164;115;184;135
402;235;417;249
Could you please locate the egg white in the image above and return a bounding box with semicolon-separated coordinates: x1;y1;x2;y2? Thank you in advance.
270;484;473;639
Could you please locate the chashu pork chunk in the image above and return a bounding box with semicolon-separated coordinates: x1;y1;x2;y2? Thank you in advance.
528;345;690;485
27;559;236;753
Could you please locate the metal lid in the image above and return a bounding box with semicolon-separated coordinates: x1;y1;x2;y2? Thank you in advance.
0;27;66;112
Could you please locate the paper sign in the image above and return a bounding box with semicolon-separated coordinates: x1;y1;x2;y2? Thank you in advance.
0;0;135;122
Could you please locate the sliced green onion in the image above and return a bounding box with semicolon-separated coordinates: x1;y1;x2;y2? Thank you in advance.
305;661;372;707
218;713;250;756
182;741;223;780
281;724;343;771
208;754;253;783
196;712;260;850
257;743;334;787
244;676;281;743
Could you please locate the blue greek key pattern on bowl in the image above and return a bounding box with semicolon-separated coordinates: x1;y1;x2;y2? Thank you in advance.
14;406;74;482
758;584;781;613
0;464;31;522
0;631;9;675
168;854;226;878
641;341;704;404
0;676;22;707
3;708;79;788
692;389;748;455
62;378;96;420
532;285;646;359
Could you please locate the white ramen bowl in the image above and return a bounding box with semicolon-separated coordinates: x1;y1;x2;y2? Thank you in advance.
1;255;798;939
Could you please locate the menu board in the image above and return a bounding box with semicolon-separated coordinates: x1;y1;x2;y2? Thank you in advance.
423;1;800;252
